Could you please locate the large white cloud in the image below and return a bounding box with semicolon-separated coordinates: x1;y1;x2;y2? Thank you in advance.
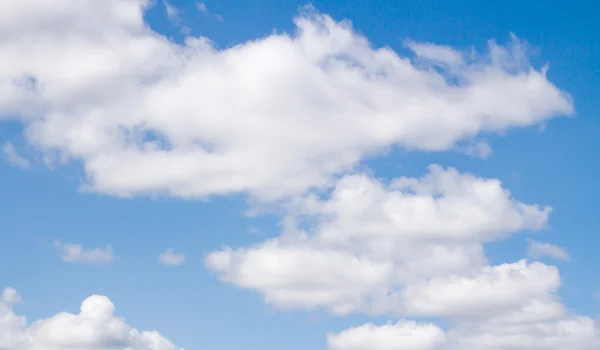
328;313;600;350
205;166;552;316
0;287;180;350
300;164;550;245
205;165;600;348
327;294;600;349
0;0;572;200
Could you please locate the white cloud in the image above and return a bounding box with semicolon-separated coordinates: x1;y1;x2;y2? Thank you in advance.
159;249;185;266
2;288;22;304
527;239;570;261
0;287;180;350
164;1;177;18
0;1;572;201
462;140;492;158
312;164;550;244
163;0;192;34
206;165;600;349
445;299;600;349
2;142;30;168
163;0;181;26
397;260;560;319
206;242;396;314
54;240;114;264
327;321;446;350
206;166;551;316
448;319;600;350
196;2;222;21
331;314;600;350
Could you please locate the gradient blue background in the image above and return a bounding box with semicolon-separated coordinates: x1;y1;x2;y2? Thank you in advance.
1;1;598;348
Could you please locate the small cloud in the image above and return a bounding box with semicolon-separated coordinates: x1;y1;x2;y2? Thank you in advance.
527;239;569;261
54;240;114;264
196;2;208;13
2;142;30;169
163;0;180;22
180;26;192;35
2;287;22;304
463;141;492;159
196;2;223;21
159;249;185;266
164;1;197;34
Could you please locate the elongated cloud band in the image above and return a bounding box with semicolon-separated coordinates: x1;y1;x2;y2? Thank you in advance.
1;1;572;201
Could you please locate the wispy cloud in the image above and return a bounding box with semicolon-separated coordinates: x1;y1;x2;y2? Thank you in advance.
197;2;223;21
54;240;114;264
527;239;570;261
163;0;180;22
2;142;30;169
163;0;192;33
159;249;185;266
196;2;208;14
462;141;492;159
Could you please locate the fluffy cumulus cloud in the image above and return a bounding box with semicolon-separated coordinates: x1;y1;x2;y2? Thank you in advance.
398;260;561;319
0;0;572;201
0;287;179;350
206;166;551;315
206;166;600;348
329;314;600;350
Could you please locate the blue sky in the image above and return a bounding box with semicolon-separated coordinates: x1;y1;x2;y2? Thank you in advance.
0;1;599;349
